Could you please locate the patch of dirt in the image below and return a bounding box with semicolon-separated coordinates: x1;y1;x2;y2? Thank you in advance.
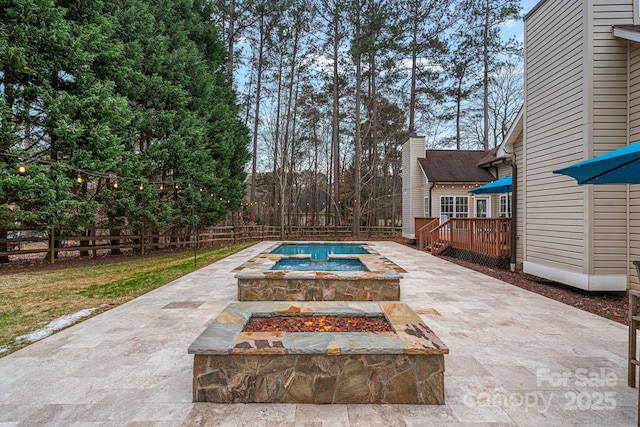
440;255;629;326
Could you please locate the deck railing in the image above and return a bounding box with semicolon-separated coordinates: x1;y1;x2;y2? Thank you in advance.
415;217;440;250
428;217;511;258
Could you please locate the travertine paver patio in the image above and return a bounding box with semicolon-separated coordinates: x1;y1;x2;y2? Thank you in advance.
0;241;636;426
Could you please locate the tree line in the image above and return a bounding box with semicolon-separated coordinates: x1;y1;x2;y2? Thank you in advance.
219;0;523;233
0;0;251;260
0;0;523;258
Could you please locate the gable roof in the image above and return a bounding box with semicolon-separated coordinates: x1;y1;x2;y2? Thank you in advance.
417;150;496;183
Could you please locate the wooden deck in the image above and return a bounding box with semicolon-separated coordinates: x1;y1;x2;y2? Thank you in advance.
416;217;511;259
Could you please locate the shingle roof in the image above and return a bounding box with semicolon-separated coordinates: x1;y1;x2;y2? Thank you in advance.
476;147;501;167
417;150;496;183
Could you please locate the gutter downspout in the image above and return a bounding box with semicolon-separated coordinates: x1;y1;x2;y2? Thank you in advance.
503;158;517;271
428;183;433;217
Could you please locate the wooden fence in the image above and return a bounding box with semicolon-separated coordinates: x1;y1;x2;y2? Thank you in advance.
0;225;402;264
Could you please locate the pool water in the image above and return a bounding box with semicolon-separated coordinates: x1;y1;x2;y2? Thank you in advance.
271;258;368;272
270;243;369;260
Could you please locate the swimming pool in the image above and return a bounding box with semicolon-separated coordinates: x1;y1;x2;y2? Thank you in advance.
269;242;369;260
234;242;404;301
270;258;368;272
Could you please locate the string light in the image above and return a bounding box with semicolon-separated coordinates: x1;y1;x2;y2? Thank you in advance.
2;150;257;208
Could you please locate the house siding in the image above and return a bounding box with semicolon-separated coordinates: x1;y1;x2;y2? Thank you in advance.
402;136;427;238
514;132;524;269
592;1;634;274
524;0;587;272
431;185;474;219
630;41;640;289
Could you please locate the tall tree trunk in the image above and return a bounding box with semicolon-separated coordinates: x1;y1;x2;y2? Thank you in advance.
250;14;265;223
482;1;489;151
409;18;418;133
352;2;362;237
332;9;341;232
369;49;378;235
227;0;235;79
273;56;284;230
456;74;463;150
283;29;300;233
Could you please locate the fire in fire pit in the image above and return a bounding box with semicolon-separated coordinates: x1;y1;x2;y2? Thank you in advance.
242;315;394;333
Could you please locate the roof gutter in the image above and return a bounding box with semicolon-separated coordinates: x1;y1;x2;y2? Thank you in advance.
502;158;517;271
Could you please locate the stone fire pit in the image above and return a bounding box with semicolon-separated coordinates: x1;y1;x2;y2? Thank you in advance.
188;301;448;404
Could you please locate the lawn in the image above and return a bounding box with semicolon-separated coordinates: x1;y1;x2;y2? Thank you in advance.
0;242;256;355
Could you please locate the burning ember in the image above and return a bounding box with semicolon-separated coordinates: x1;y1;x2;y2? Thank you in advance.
242;315;394;333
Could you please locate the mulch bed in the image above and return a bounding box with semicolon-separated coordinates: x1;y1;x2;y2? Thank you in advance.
440;255;629;326
242;316;394;333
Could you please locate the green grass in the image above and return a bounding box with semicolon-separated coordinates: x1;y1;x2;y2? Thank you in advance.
0;242;256;355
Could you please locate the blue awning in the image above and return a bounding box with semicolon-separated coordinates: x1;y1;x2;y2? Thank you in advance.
553;141;640;184
469;176;512;194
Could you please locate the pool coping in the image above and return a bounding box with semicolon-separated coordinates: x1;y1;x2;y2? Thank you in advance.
233;242;406;282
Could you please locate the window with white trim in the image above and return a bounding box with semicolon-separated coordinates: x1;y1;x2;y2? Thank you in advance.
499;194;512;217
424;197;430;216
440;196;469;219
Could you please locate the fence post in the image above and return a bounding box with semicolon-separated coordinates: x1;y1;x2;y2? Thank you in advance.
140;226;145;256
48;227;55;264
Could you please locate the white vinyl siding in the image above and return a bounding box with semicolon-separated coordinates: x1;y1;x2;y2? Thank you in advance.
524;0;587;272
592;0;634;273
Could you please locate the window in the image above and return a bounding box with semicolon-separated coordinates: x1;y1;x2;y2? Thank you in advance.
424;197;430;216
500;194;512;217
440;196;469;220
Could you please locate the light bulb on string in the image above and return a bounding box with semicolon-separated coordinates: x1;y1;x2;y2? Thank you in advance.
159;184;164;191
139;184;144;191
17;164;26;174
75;174;83;184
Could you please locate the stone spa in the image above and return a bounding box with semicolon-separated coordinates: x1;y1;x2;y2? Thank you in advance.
233;242;406;301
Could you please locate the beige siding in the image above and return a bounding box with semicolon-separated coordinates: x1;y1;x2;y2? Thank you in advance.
592;1;633;273
630;42;640;289
431;185;477;218
402;137;427;238
513;132;524;269
524;0;587;272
